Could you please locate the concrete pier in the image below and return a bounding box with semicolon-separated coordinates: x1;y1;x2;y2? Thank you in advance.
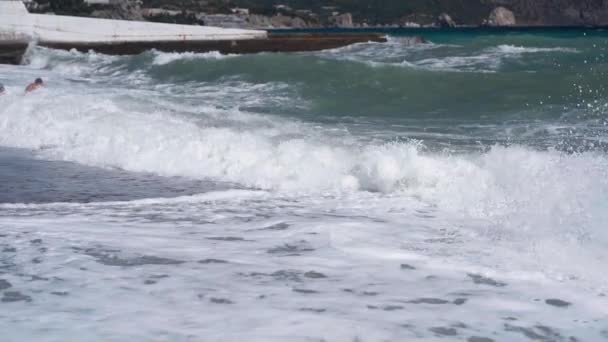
0;0;385;64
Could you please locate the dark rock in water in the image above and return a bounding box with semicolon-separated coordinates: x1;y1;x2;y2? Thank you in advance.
198;259;229;264
400;264;416;270
99;255;183;267
504;324;563;341
210;297;234;304
383;35;428;47
429;327;458;336
545;298;571;307
383;305;404;311
453;298;468;305
293;288;319;294
28;275;49;282
259;222;290;231
468;273;507;287
150;274;170;279
270;270;302;281
0;279;12;290
206;236;246;242
299;307;326;313
408;298;450;305
304;271;327;279
468;336;495;342
83;248;184;267
267;242;314;255
2;291;32;303
436;13;456;28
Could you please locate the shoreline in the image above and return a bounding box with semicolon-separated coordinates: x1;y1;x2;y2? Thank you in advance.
270;25;608;34
0;1;386;65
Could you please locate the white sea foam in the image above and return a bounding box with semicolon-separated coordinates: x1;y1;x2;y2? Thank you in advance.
493;44;580;54
1;43;607;342
1;90;607;234
151;50;236;65
323;41;579;72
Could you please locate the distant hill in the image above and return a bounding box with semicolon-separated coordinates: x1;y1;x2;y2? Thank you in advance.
223;0;608;26
32;0;608;27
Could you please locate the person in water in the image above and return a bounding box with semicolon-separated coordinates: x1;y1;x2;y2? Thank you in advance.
0;83;5;95
25;78;44;93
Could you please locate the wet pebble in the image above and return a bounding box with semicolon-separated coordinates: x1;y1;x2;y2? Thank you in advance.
299;308;326;313
210;297;233;304
304;271;327;279
198;259;229;264
2;291;32;303
429;327;458;336
293;288;318;294
206;237;246;241
467;273;507;287
468;337;494;342
545;298;571;308
408;298;450;305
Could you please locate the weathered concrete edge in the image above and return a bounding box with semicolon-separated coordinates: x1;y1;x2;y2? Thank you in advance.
42;33;387;54
0;33;386;65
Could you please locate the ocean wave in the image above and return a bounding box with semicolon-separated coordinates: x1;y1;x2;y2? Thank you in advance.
151;50;237;65
1;91;606;214
0;189;269;209
1;79;608;292
492;44;580;54
320;41;580;73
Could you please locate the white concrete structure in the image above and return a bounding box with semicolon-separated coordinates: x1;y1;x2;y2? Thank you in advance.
0;0;266;44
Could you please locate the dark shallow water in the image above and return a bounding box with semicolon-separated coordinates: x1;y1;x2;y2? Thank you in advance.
0;147;228;204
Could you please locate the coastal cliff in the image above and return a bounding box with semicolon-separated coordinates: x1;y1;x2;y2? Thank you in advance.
489;0;608;26
26;0;608;28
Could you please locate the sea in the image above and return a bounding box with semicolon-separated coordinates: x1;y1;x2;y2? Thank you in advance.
1;28;607;341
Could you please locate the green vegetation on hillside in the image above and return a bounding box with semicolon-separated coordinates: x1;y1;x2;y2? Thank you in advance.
139;0;495;25
228;0;493;24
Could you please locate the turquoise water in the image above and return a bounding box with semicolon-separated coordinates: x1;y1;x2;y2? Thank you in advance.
0;30;607;341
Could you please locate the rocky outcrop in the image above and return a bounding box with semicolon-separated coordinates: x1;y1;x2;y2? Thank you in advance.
91;0;143;21
269;15;308;29
328;13;353;28
242;14;313;29
35;0;608;28
486;7;516;26
393;36;428;46
436;13;456;28
486;0;608;26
